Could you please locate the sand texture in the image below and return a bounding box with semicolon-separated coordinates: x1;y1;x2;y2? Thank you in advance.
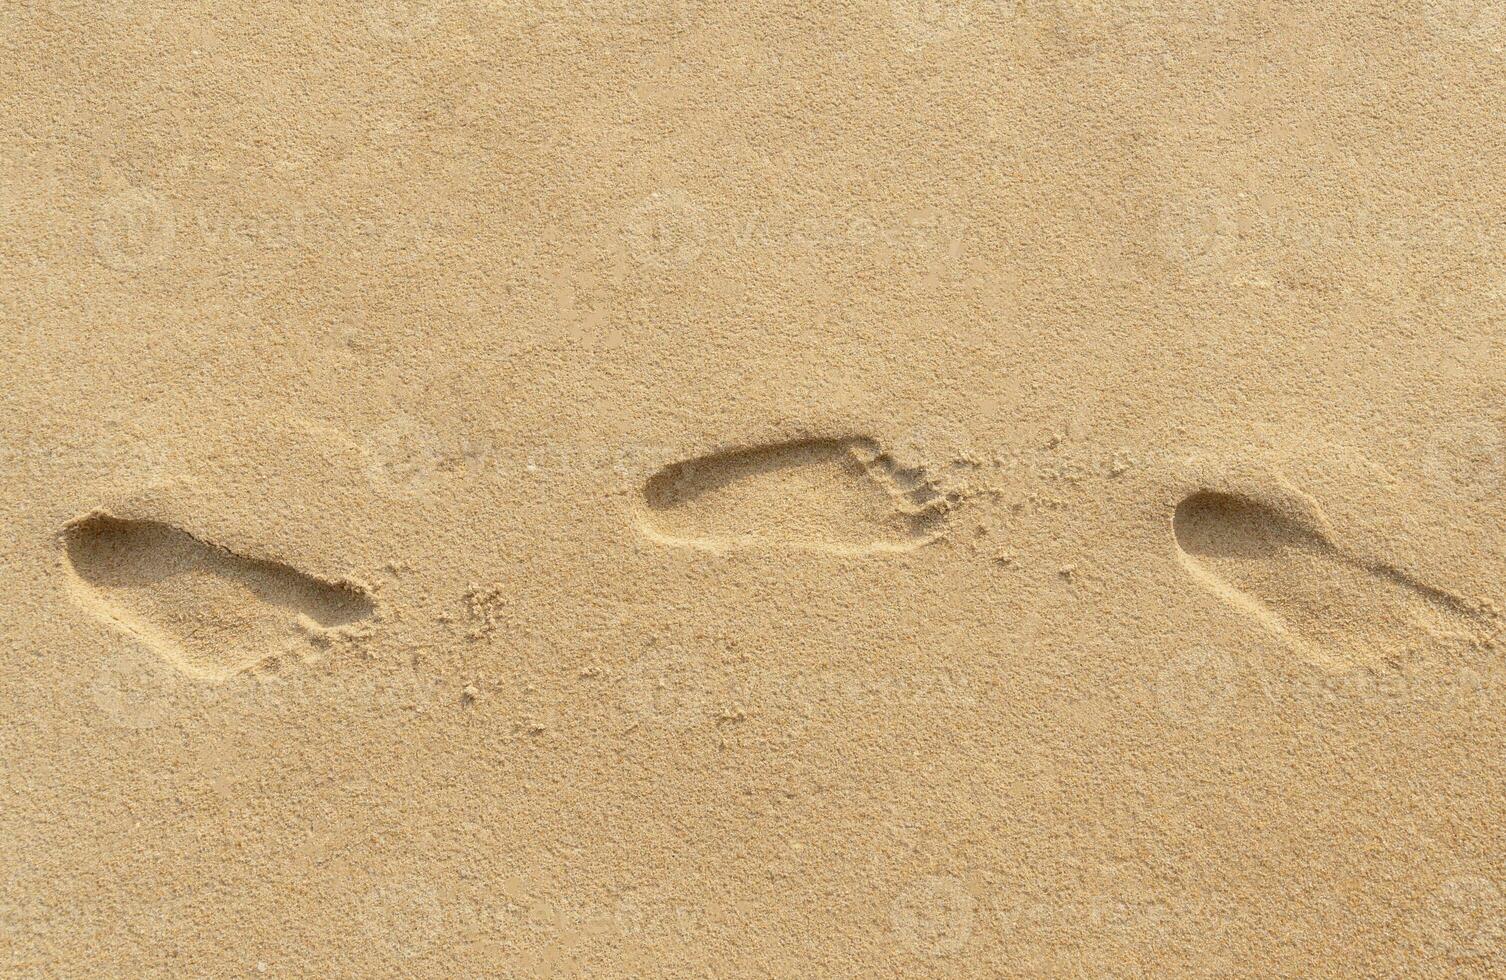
5;1;1506;976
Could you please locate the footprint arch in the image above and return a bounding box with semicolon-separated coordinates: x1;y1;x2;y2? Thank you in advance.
63;512;373;682
638;437;953;555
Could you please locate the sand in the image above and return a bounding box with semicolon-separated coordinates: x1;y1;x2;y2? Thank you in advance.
5;0;1506;976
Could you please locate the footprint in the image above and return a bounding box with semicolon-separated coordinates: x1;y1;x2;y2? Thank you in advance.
638;437;954;554
1173;490;1485;668
63;512;373;681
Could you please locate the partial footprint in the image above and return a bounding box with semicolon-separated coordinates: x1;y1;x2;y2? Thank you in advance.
64;512;373;681
1173;490;1485;668
639;437;953;554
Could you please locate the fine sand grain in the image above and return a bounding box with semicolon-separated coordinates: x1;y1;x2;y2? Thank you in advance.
5;1;1506;976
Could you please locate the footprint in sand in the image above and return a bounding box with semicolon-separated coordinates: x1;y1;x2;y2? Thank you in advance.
1172;490;1488;668
63;512;373;682
638;437;955;555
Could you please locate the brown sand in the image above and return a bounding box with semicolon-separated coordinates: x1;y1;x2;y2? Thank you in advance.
6;1;1506;976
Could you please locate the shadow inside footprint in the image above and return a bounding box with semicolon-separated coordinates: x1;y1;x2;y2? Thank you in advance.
1173;491;1479;667
640;437;950;554
64;513;372;681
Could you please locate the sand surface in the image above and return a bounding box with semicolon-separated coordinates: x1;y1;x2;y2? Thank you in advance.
6;1;1506;976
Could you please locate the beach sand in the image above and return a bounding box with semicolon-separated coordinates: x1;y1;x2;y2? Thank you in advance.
5;1;1506;976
